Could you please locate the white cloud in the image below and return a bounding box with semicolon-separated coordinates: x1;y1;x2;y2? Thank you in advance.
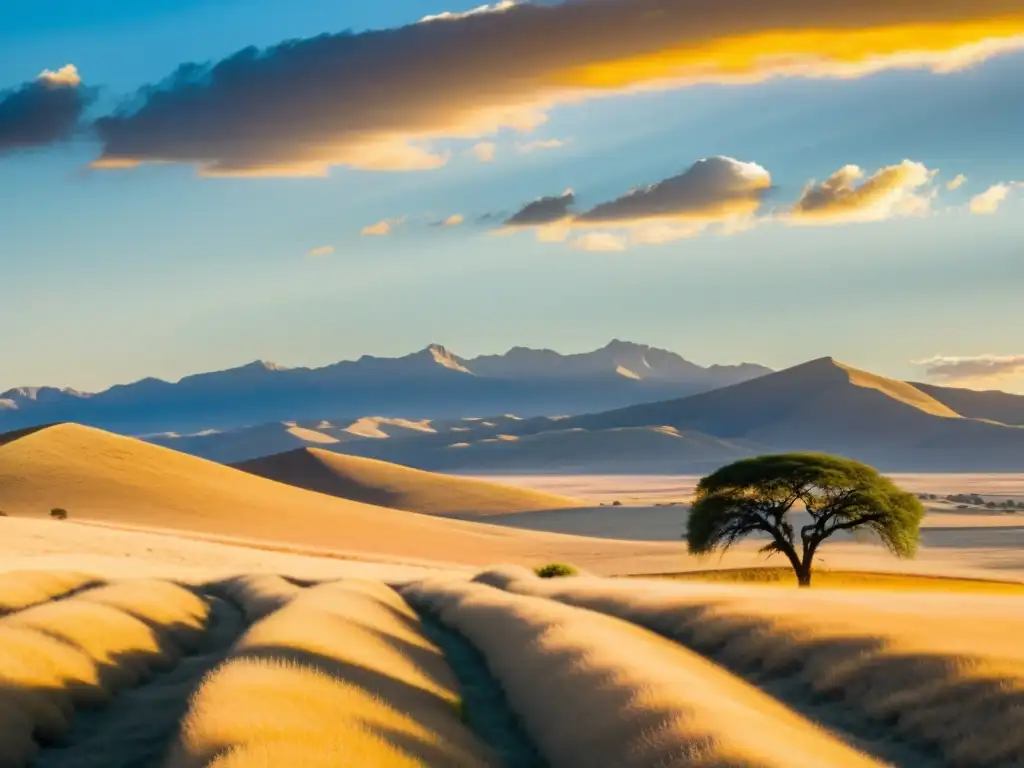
36;64;82;88
787;160;937;225
946;174;968;191
572;232;627;252
470;141;497;163
969;183;1018;215
517;138;565;153
914;354;1024;382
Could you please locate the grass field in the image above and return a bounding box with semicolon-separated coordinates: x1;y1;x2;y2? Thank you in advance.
2;566;1024;767
638;567;1024;593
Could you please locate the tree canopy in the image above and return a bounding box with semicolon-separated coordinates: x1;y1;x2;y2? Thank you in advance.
686;453;924;586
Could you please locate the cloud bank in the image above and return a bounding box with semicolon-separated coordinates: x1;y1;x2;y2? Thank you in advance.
0;65;90;155
914;354;1024;382
86;0;1024;177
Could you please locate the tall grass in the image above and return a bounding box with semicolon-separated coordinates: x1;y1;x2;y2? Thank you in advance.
0;579;211;766
481;568;1024;767
403;577;884;768
167;579;493;768
211;575;304;622
0;571;101;615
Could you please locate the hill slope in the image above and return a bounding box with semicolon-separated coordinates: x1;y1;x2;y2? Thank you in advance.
912;382;1024;426
0;423;678;570
232;448;582;517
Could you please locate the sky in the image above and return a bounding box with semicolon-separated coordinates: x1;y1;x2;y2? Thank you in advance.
1;0;1023;394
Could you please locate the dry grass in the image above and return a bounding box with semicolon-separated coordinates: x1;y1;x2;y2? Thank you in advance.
643;567;1024;594
487;567;1024;766
167;579;492;768
233;448;582;517
0;577;211;766
0;423;685;572
0;571;101;615
403;577;885;768
213;574;304;622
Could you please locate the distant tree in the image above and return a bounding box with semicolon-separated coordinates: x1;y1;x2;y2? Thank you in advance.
535;563;578;578
986;501;998;509
611;500;622;507
50;508;68;520
686;453;924;587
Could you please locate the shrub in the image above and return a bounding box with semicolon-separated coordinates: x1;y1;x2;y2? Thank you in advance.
535;563;578;579
50;508;68;520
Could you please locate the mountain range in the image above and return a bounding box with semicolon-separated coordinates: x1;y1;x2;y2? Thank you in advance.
150;357;1024;472
0;341;771;435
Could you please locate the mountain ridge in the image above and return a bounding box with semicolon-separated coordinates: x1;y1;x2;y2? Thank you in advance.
0;341;773;435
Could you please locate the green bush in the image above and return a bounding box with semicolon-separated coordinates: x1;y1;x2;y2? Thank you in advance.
535;563;578;579
50;508;69;520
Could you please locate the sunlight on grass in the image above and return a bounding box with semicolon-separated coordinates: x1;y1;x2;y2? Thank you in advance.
487;567;1024;766
0;571;101;615
167;580;491;768
404;577;885;768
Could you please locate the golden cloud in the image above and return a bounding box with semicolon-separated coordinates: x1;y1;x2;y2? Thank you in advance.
787;160;937;225
90;0;1024;177
572;232;627;252
969;182;1019;214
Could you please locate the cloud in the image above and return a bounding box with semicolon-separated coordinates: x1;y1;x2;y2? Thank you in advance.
517;138;564;153
572;232;627;252
469;141;497;163
787;160;937;225
969;182;1019;214
361;219;398;236
504;189;576;227
575;156;771;231
88;1;1024;177
0;65;90;155
946;173;968;191
502;157;770;245
431;214;465;227
307;245;334;257
914;354;1024;382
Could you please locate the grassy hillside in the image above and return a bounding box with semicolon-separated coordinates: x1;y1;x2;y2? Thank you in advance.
232;448;581;517
0;423;681;570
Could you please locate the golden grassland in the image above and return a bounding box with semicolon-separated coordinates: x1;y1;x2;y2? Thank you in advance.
0;570;101;615
403;576;884;768
639;567;1024;594
487;566;1024;766
0;579;210;766
167;579;492;768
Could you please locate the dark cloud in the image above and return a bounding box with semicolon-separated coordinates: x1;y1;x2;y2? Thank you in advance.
576;156;771;224
504;190;575;227
914;355;1024;381
0;66;90;155
88;0;1024;177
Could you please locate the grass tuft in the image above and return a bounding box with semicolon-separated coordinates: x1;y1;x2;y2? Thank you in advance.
533;563;578;579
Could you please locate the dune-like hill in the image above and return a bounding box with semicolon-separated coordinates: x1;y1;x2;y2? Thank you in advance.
912;381;1024;426
534;357;1024;471
0;423;678;570
232;448;582;517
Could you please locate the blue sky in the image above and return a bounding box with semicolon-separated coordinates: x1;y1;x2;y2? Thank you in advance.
1;0;1023;393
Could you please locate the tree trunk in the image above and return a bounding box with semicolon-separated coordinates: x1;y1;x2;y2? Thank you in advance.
795;565;812;588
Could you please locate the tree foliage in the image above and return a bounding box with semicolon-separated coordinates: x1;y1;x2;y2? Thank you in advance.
686;453;924;586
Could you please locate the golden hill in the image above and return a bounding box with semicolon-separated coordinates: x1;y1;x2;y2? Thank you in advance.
0;423;679;572
232;448;581;517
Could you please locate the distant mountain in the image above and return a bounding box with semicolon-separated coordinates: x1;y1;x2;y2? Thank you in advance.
0;341;771;435
911;382;1024;426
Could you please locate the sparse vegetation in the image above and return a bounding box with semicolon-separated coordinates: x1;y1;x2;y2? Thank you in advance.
534;562;577;578
686;453;925;587
0;571;100;615
50;508;68;520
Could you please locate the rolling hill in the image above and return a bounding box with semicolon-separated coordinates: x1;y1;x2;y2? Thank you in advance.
0;423;680;571
273;357;1024;473
231;448;583;517
0;341;770;435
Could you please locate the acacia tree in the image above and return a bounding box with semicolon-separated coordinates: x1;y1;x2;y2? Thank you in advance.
686;453;924;587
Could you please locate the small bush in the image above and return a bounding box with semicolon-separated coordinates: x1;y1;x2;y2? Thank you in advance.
611;500;622;507
535;563;578;579
50;509;69;520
